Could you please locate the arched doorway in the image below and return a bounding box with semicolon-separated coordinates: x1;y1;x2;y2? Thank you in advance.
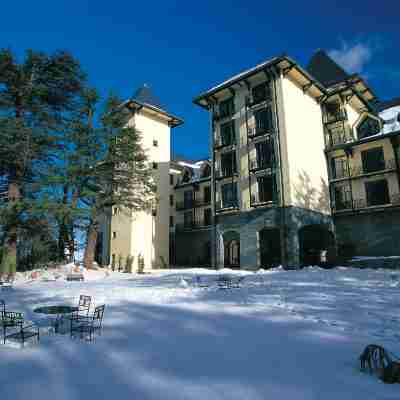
223;231;240;268
299;224;334;266
259;228;281;268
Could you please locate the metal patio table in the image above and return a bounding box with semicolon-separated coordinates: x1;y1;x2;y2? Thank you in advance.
34;305;78;333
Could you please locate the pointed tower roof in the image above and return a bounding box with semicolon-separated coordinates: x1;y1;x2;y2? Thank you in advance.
125;84;183;127
133;84;163;109
306;50;349;87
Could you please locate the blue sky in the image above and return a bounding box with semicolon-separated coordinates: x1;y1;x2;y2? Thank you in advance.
2;1;399;160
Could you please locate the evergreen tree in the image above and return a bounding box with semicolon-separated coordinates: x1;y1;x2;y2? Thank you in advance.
0;49;85;278
80;95;155;269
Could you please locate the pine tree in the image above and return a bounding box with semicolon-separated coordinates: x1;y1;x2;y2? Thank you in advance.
0;49;85;278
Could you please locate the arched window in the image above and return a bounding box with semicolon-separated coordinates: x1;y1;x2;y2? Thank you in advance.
181;168;192;183
201;163;211;178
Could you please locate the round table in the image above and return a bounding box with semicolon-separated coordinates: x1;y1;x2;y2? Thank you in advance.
34;305;78;333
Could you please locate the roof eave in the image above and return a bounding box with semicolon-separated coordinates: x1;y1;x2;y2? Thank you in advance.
127;100;184;127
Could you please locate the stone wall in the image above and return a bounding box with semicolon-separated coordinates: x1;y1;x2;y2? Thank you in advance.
174;229;212;267
335;208;400;257
215;206;333;270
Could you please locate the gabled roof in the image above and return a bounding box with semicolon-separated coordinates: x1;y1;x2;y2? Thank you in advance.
193;55;326;108
306;50;349;87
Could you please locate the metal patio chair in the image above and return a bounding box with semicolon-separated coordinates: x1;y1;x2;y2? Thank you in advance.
70;304;105;341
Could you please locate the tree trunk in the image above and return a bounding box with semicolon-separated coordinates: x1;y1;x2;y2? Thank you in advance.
1;181;20;281
83;221;98;270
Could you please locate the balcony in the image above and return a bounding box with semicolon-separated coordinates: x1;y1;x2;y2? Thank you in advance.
247;126;274;140
215;199;239;212
175;219;213;232
325;124;353;148
332;159;397;180
194;198;211;207
250;192;274;206
215;169;238;180
324;109;347;125
213;136;236;150
249;158;274;173
333;193;400;212
175;201;194;211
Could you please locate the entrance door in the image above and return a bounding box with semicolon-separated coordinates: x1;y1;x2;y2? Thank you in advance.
259;228;281;268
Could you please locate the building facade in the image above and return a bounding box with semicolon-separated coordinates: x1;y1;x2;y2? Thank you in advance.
100;86;183;271
101;52;400;271
194;55;335;269
169;159;212;267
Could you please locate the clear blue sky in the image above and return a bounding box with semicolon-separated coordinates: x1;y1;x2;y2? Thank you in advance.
2;1;399;160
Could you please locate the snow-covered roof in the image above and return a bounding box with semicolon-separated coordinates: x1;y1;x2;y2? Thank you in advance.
379;105;400;135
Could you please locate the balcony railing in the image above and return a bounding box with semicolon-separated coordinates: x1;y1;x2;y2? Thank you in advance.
251;193;274;205
325;124;353;148
324;109;347;125
213;136;236;150
247;126;273;139
332;159;397;180
215;169;238;180
216;199;239;212
194;198;211;207
213;110;233;122
333;193;400;212
176;219;213;231
249;158;273;172
175;201;193;211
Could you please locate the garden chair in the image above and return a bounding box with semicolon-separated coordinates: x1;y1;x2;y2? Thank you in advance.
1;300;38;346
4;320;40;347
70;304;105;341
67;295;92;322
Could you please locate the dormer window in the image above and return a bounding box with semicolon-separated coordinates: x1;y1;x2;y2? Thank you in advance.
201;163;211;178
182;169;191;183
357;116;381;140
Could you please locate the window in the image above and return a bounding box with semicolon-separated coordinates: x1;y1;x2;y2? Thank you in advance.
152;162;158;169
331;157;348;179
257;176;274;203
365;179;390;206
220;151;237;177
357;117;380;139
184;190;193;209
182;169;191;183
112;207;120;216
112;232;117;239
221;182;238;208
184;211;194;228
255;140;274;169
220;121;235;146
201;164;211;178
204;208;212;226
252;82;271;105
333;184;352;210
324;101;344;123
169;195;174;206
254;107;273;134
169;216;174;227
153;139;158;147
204;186;211;203
361;147;385;173
219;97;234;118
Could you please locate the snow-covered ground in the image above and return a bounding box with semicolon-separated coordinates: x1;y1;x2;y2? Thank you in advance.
1;267;399;399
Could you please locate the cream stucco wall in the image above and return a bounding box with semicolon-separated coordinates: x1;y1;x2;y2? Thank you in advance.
109;107;171;270
279;75;330;214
